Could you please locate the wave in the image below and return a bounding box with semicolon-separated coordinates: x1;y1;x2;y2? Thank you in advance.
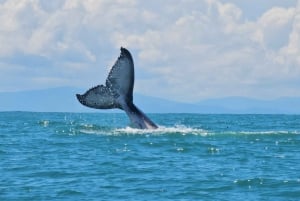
218;130;300;135
39;119;300;136
114;125;209;136
78;124;209;136
78;126;300;136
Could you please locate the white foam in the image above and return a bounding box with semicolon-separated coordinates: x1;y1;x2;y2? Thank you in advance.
230;130;300;135
78;125;300;136
78;125;208;136
39;120;50;127
113;125;208;136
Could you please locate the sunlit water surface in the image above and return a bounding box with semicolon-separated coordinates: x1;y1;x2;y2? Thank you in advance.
1;112;300;200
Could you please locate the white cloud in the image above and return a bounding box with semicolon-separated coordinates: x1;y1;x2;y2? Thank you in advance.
0;0;300;102
278;2;300;67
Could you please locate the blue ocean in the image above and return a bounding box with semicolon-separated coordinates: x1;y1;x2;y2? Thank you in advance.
1;112;300;200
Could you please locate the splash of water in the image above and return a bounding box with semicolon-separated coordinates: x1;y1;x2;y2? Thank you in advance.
114;125;208;136
78;124;208;136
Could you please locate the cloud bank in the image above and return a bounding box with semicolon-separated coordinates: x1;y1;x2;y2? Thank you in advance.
0;0;299;102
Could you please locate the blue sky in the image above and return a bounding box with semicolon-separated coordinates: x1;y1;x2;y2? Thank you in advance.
0;0;300;102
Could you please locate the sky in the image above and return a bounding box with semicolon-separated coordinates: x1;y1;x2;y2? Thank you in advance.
1;0;300;102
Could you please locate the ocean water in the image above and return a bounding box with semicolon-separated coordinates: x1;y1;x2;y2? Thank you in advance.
1;112;300;201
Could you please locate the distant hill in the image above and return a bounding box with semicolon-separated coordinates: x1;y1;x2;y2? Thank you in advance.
196;97;300;114
0;87;300;114
0;87;93;113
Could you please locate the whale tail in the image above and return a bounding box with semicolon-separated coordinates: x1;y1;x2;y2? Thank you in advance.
76;47;157;129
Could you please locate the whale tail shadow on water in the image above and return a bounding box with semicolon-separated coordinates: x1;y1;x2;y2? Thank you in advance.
76;47;158;129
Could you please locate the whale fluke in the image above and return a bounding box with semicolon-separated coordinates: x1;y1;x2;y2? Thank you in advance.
76;47;158;129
